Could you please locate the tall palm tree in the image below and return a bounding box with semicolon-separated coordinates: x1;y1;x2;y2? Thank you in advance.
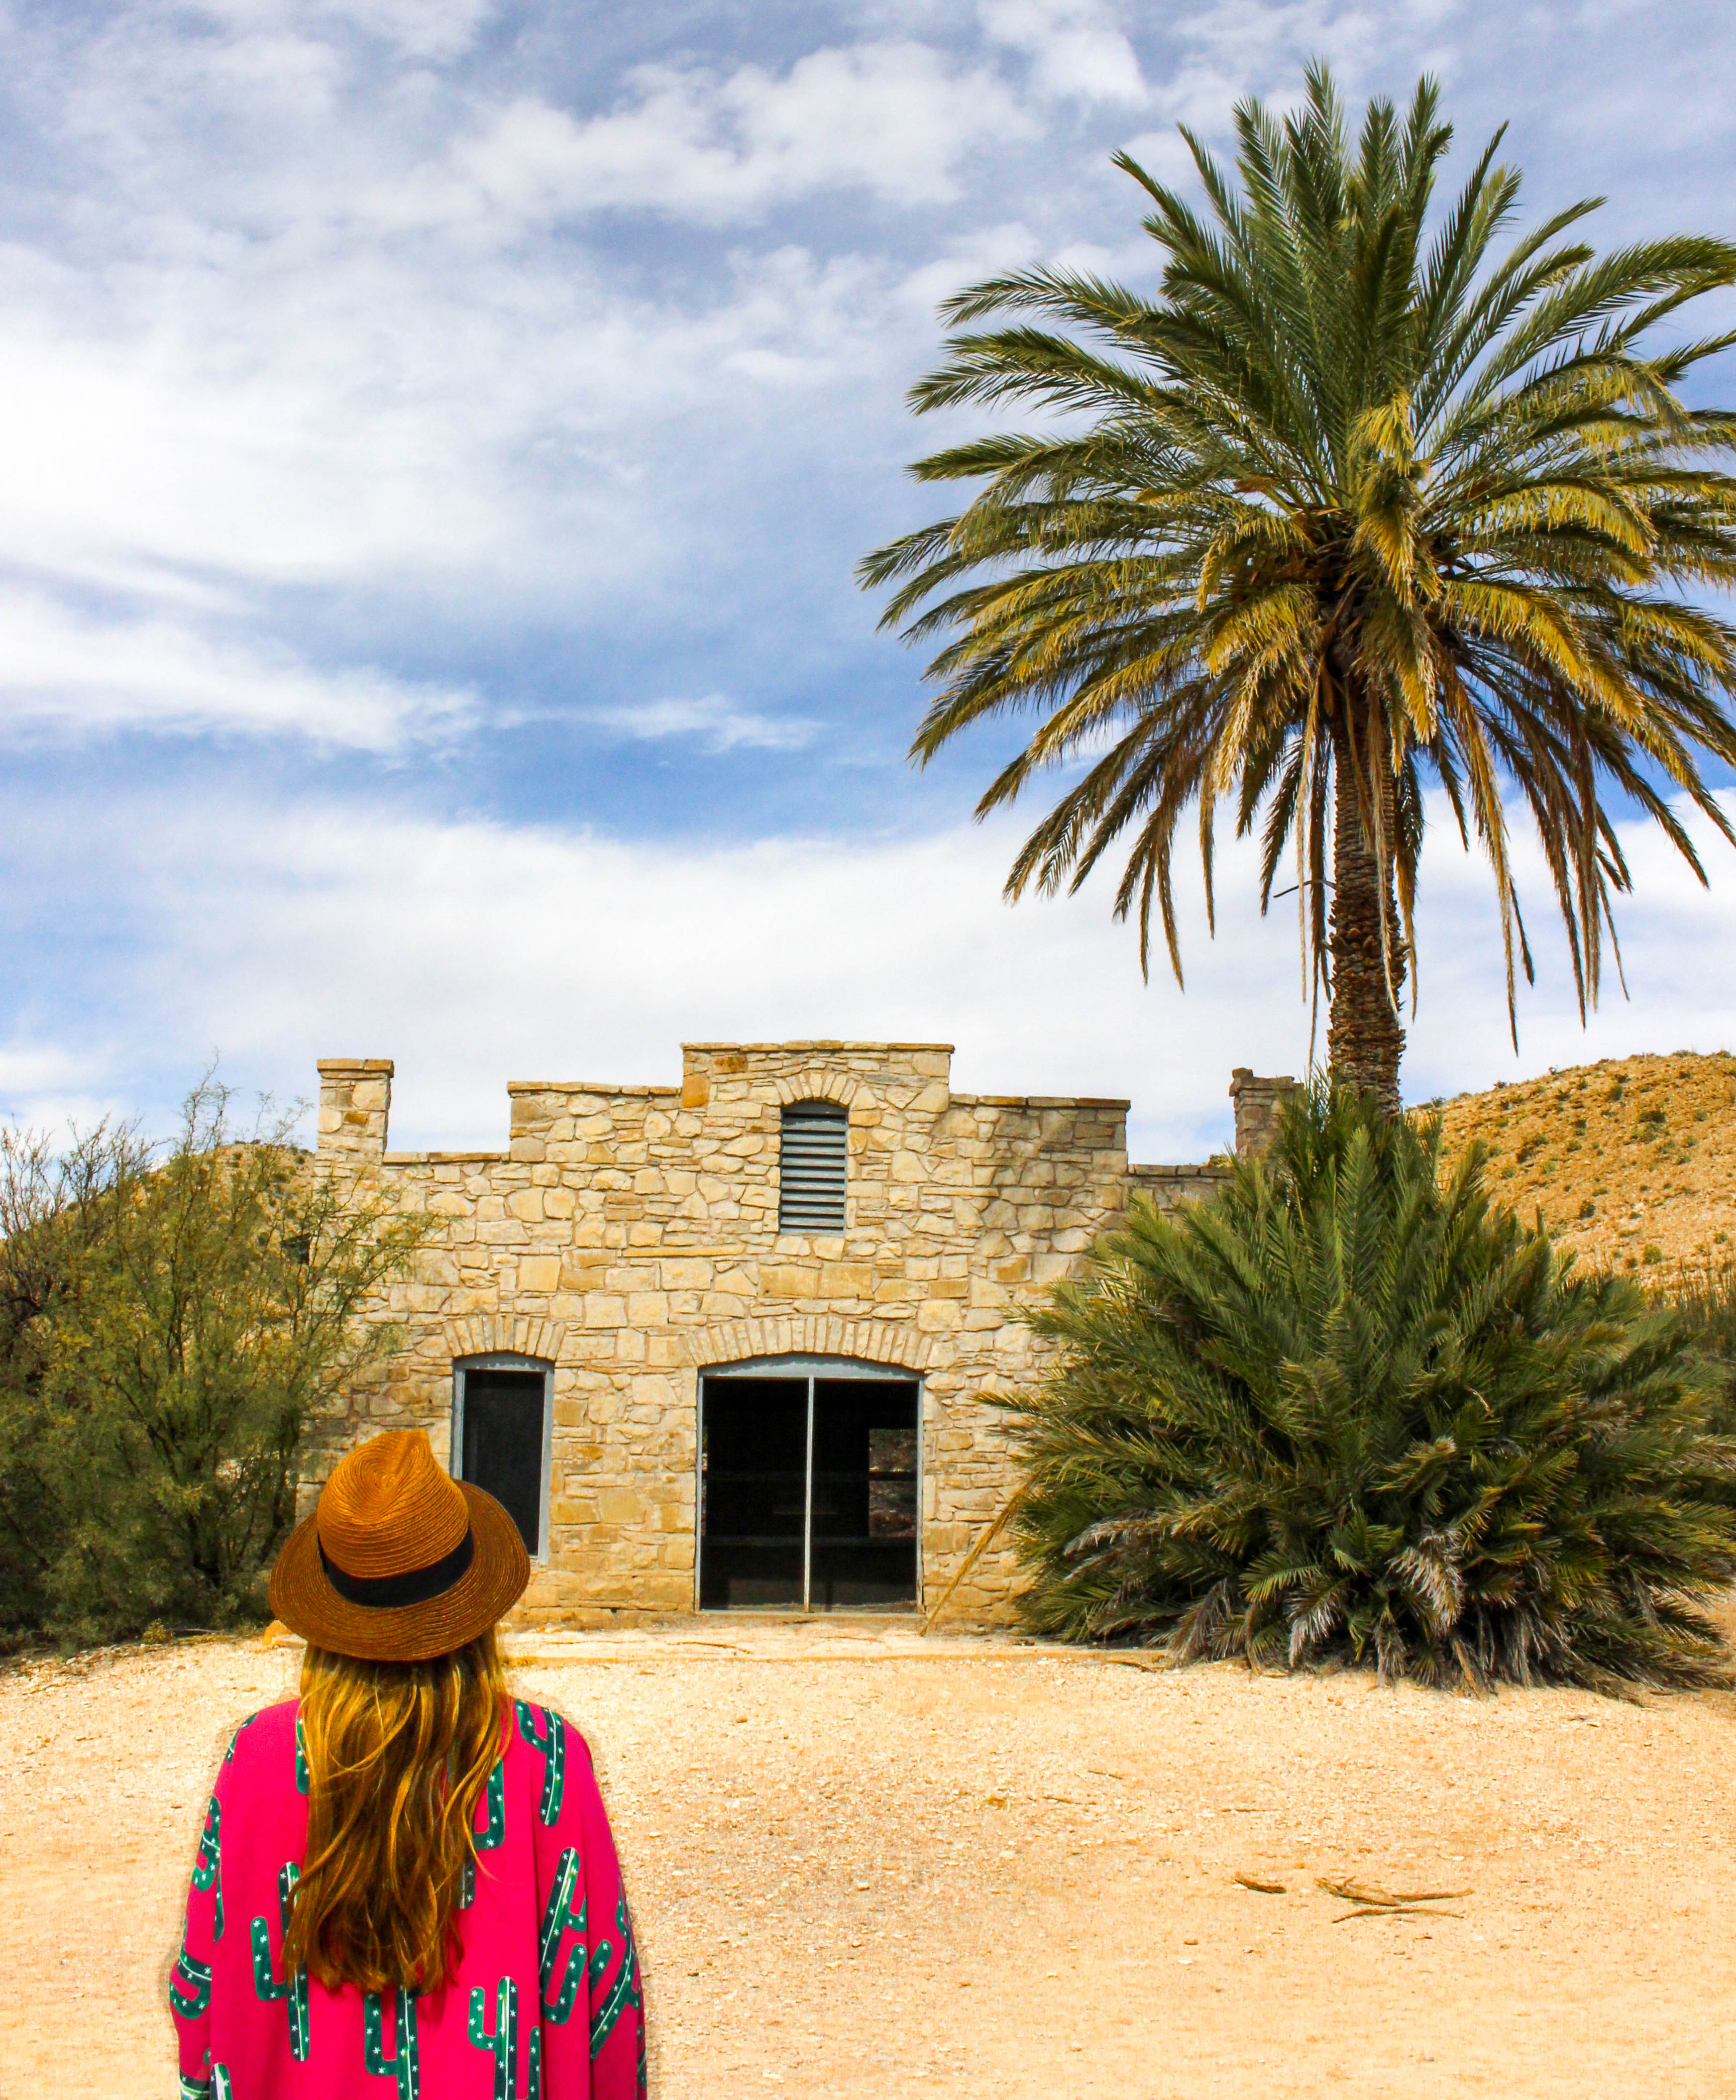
859;67;1736;1111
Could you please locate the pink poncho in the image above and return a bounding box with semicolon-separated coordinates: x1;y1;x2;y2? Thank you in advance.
170;1697;646;2098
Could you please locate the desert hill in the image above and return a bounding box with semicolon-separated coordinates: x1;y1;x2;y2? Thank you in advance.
1425;1050;1736;1285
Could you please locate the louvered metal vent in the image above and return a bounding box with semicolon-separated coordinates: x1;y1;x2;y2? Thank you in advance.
779;1100;848;1232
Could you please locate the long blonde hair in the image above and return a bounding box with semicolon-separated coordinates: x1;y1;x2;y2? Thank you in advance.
282;1630;508;1991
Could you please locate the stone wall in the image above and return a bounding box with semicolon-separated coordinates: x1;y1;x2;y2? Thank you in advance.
306;1043;1143;1627
304;1043;1293;1628
1128;1162;1232;1213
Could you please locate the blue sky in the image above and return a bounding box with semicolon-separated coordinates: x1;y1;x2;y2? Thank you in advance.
4;0;1736;1161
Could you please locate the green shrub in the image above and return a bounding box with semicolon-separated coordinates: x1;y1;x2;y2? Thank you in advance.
1005;1088;1736;1691
0;1077;426;1646
1667;1263;1736;1441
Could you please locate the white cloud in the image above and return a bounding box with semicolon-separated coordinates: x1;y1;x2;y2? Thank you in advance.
0;789;1306;1160
0;234;916;636
9;784;1736;1165
978;0;1147;103
439;44;1032;230
0;590;475;751
4;0;1735;1158
591;694;819;754
308;0;496;61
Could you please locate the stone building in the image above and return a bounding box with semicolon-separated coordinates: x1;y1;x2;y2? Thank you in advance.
308;1042;1292;1627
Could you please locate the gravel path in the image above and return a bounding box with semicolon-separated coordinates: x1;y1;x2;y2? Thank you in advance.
3;1620;1734;2097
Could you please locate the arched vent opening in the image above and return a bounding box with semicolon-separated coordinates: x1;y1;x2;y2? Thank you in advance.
779;1099;848;1232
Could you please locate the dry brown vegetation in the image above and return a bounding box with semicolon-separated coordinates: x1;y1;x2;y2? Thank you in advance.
1428;1049;1736;1287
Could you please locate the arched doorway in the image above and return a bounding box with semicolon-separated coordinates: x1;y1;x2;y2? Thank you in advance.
697;1354;920;1612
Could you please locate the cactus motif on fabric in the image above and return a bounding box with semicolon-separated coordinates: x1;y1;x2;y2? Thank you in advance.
213;2074;233;2100
295;1715;310;1796
251;1860;311;2060
460;1854;476;1910
527;2027;543;2100
178;2070;212;2098
169;1927;212;2021
589;1888;644;2062
538;1847;587;2023
364;1986;420;2099
474;1757;505;1851
467;1976;518;2100
191;1792;224;1939
515;1700;567;1825
224;1713;257;1763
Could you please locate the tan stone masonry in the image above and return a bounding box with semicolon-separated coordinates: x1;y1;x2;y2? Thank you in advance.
305;1040;1290;1627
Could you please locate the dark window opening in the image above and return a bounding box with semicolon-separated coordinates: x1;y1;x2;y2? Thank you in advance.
698;1377;807;1609
779;1100;847;1233
810;1380;918;1608
700;1369;918;1611
459;1367;546;1555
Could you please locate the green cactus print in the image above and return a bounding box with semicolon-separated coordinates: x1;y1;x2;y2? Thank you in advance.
460;1854;476;1910
295;1715;310;1795
515;1699;567;1824
223;1712;258;1762
538;1848;586;2022
191;1792;224;1939
475;1758;505;1851
467;1976;519;2100
589;1889;643;2063
364;1986;420;2099
178;2074;233;2100
250;1861;311;2060
527;2027;543;2100
169;1928;212;2021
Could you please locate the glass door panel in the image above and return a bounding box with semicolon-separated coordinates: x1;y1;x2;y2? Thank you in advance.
699;1377;807;1608
809;1378;919;1609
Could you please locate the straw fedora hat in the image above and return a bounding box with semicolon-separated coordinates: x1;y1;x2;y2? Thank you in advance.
269;1429;529;1661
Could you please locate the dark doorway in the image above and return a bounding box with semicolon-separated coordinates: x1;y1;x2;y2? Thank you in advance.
698;1377;808;1608
699;1364;919;1611
458;1366;547;1555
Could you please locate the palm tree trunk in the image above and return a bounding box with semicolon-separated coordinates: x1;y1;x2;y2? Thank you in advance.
1326;729;1405;1113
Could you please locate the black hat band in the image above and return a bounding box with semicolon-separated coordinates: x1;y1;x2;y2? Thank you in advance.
318;1527;475;1608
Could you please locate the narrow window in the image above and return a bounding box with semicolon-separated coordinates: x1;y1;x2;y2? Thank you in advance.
452;1357;552;1556
779;1099;848;1232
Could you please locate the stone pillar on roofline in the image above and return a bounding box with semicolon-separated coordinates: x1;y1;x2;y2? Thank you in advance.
1229;1068;1298;1160
316;1059;393;1166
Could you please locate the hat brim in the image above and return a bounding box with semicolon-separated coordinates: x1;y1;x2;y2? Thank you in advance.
268;1481;530;1662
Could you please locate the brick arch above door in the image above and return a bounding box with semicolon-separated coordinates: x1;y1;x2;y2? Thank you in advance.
442;1312;567;1363
682;1313;933;1373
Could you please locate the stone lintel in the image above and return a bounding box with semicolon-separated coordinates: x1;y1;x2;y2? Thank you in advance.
317;1058;395;1075
954;1093;1131;1111
682;1040;956;1054
384;1149;510;1165
506;1082;680;1098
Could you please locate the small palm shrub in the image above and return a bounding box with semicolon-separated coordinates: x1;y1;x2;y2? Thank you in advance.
1007;1088;1736;1690
1667;1263;1736;1442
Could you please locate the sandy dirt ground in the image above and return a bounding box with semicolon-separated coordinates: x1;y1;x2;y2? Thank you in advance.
3;1618;1735;2099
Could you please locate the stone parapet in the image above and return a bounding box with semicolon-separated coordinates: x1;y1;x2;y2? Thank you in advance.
1127;1161;1233;1214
